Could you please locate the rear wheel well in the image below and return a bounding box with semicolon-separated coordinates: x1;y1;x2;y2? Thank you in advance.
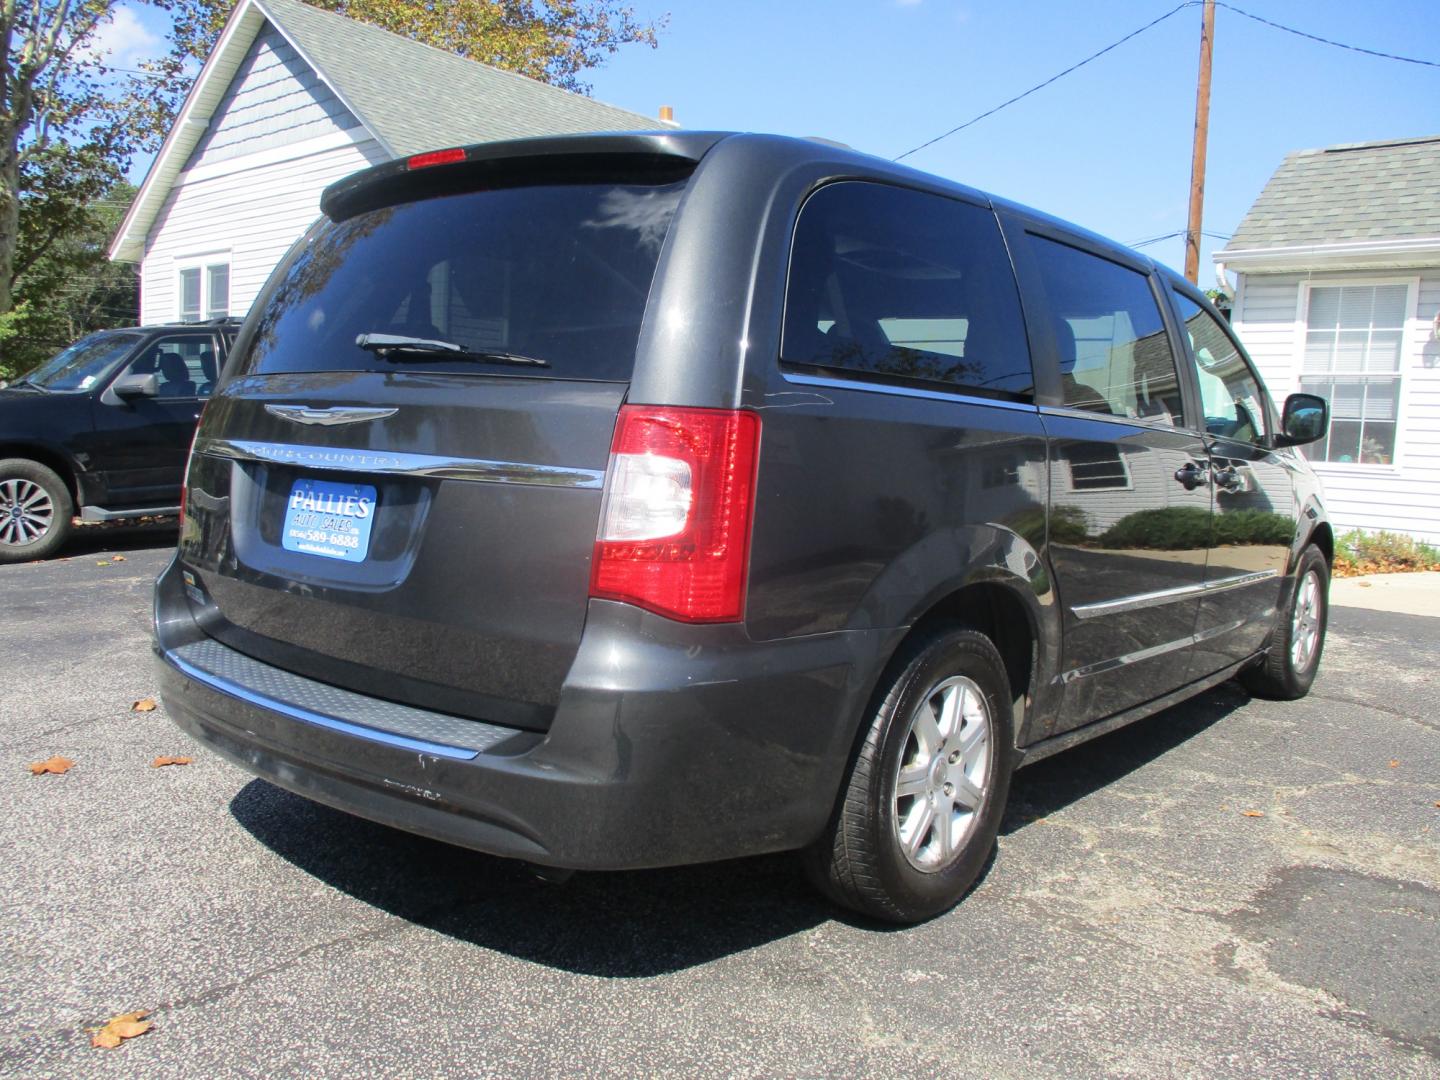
0;445;80;507
907;582;1036;713
1307;521;1334;567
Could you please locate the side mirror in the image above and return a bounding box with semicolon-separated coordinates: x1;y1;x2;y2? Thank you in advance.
1275;392;1328;447
112;372;159;399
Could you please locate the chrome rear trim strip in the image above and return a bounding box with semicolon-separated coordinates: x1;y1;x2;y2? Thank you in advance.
1072;569;1280;620
195;438;605;489
781;371;1040;413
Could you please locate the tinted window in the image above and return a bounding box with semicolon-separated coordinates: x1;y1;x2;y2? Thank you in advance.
1173;292;1268;444
238;179;687;381
781;182;1033;400
1028;236;1184;424
124;335;217;399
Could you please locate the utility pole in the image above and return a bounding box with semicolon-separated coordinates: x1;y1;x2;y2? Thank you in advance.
1185;0;1215;284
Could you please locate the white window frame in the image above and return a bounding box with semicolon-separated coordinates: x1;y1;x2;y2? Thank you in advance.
175;252;232;323
1293;275;1419;472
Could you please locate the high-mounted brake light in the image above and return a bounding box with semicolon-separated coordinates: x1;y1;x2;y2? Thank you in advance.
591;406;761;623
406;147;467;170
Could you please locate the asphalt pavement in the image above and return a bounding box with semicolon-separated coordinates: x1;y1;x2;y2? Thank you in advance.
1;534;1437;1078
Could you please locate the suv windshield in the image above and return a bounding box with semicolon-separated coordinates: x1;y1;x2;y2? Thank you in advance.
237;177;689;381
20;332;142;392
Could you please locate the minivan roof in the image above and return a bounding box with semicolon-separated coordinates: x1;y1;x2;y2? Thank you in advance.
318;130;1168;278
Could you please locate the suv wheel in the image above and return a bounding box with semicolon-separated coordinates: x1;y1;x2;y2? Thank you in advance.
805;626;1016;924
0;459;73;564
1241;543;1329;700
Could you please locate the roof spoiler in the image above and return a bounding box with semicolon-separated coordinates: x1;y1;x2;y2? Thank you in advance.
320;131;728;222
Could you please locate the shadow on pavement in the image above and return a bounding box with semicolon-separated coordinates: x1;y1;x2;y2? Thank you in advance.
229;779;832;977
1002;680;1249;833
60;518;178;558
229;680;1253;972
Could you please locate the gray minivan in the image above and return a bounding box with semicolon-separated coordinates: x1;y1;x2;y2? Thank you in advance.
154;132;1332;923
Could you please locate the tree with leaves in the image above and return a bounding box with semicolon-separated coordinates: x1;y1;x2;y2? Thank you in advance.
0;0;663;376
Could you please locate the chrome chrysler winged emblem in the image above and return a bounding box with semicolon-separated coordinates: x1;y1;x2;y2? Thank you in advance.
265;405;398;426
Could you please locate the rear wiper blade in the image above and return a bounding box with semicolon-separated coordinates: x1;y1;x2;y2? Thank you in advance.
355;333;550;368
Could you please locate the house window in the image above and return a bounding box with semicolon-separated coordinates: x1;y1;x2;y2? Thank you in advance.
1299;283;1407;466
1066;444;1130;490
178;261;230;322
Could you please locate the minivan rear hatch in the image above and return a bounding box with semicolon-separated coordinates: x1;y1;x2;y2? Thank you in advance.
178;148;697;731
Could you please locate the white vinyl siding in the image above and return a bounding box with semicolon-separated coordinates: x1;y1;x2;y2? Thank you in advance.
1229;268;1440;542
141;135;387;325
138;13;389;326
187;23;364;166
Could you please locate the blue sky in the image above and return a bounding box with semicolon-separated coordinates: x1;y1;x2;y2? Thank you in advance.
580;0;1440;284
103;1;1440;284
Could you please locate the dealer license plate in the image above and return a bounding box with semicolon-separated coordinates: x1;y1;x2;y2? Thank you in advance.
281;478;378;563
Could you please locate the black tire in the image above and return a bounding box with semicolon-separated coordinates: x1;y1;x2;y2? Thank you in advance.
804;626;1017;924
1241;543;1329;700
0;458;74;564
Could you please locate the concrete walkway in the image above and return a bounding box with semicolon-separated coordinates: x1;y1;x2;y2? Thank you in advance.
1330;570;1440;618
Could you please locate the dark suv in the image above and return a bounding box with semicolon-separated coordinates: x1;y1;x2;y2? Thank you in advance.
0;320;239;562
154;133;1332;922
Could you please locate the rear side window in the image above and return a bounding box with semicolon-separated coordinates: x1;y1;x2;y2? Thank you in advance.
1027;236;1185;425
237;179;687;381
781;182;1033;401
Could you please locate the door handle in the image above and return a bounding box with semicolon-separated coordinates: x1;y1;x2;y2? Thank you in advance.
1174;462;1209;490
1212;465;1245;493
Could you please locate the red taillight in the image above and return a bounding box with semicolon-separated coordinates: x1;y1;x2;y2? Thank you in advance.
406;147;467;170
590;405;761;623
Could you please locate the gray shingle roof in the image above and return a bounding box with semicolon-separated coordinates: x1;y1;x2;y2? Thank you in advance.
1225;135;1440;250
257;0;662;157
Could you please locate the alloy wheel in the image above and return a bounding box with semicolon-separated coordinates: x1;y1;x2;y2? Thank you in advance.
892;675;993;872
0;478;55;548
1290;569;1322;673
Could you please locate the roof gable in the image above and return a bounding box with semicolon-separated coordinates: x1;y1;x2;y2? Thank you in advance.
260;0;663;157
112;0;665;261
1223;135;1440;255
185;20;364;168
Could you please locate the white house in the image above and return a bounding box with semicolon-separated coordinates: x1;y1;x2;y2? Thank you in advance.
110;0;665;325
1215;135;1440;542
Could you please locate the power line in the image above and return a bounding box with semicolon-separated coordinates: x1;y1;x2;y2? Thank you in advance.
893;1;1439;163
1213;2;1440;69
894;3;1197;161
1128;229;1186;249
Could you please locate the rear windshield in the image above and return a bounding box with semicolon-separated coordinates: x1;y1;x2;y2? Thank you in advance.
236;178;688;381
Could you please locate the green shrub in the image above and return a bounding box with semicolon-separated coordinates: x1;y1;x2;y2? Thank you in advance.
1098;507;1212;550
1097;507;1295;551
1334;529;1440;575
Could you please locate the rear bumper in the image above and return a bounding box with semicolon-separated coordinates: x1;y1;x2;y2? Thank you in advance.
155;555;896;870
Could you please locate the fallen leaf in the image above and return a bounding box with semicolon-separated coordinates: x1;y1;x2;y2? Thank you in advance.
1357;580;1373;588
29;756;75;776
111;555;126;562
1241;810;1265;818
90;1010;152;1049
95;560;110;567
1433;801;1440;809
1389;760;1400;768
131;698;158;713
151;756;192;768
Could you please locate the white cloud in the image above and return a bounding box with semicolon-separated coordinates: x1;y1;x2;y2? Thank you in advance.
86;7;163;67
